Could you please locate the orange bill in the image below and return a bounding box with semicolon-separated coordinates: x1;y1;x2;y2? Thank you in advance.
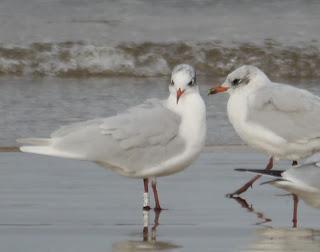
208;85;229;95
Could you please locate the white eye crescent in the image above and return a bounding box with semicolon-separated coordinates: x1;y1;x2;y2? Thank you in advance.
232;78;241;86
188;80;195;87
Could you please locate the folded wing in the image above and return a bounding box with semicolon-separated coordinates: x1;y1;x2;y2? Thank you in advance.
247;83;320;144
19;99;185;175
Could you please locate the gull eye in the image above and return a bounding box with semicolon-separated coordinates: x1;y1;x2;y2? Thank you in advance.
232;78;241;86
187;80;194;87
171;80;174;86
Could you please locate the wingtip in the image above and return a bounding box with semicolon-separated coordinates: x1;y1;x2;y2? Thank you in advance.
234;168;285;177
260;179;285;186
234;168;248;172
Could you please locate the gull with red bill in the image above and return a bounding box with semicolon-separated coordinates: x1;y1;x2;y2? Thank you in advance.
208;65;320;197
18;64;206;210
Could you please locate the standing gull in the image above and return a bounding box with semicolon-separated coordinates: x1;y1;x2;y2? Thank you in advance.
208;65;320;196
236;154;320;227
18;64;206;210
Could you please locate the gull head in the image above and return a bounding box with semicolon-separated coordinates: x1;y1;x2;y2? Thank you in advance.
208;65;269;95
170;64;197;104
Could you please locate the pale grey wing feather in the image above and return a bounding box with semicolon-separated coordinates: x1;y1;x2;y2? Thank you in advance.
51;118;103;138
275;165;320;209
247;83;320;143
283;164;320;190
51;98;184;174
100;99;180;150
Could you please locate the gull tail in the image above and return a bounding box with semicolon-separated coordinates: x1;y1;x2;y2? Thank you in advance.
235;168;285;178
18;137;55;155
235;168;286;186
17;138;83;159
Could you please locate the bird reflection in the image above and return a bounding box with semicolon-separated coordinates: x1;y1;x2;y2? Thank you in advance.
229;196;272;226
246;227;320;252
229;195;320;251
112;210;181;252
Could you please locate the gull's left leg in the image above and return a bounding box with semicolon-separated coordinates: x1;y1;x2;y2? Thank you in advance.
151;178;162;211
292;194;299;228
227;157;274;197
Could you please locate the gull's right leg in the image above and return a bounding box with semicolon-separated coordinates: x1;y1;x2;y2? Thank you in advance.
292;194;299;228
151;178;163;211
143;178;151;210
227;157;274;197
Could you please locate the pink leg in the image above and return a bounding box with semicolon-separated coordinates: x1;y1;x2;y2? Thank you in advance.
143;178;151;210
292;194;299;228
227;157;273;197
151;179;162;211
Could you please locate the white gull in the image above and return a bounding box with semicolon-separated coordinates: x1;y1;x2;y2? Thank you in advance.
18;64;207;210
209;65;320;196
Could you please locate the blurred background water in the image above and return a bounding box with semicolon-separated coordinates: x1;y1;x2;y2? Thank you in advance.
0;0;320;146
0;0;319;78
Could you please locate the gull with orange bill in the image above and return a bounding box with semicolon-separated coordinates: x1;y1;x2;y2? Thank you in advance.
208;65;320;196
18;64;207;210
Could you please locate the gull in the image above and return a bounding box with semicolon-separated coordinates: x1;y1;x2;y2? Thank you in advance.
18;64;206;210
236;153;320;227
208;65;320;196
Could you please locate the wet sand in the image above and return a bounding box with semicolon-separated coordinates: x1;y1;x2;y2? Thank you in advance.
0;148;320;251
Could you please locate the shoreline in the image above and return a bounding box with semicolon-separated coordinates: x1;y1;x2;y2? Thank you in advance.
0;146;20;152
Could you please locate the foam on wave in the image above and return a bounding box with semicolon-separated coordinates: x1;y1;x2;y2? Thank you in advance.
0;40;319;79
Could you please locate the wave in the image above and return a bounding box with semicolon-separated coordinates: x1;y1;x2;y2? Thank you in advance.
0;40;319;79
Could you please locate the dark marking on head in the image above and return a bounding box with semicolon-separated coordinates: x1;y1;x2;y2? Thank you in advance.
242;74;251;85
171;64;197;86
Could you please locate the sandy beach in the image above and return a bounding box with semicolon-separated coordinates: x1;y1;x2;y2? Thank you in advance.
0;148;319;252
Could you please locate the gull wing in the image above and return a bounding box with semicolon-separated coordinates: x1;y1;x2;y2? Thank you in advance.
20;99;185;175
247;83;320;144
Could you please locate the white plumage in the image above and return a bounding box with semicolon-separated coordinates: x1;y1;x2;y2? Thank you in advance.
237;154;320;209
225;66;320;160
18;64;206;209
209;65;320;196
236;155;320;226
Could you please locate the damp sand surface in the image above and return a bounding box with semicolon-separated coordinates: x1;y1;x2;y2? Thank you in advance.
0;148;320;252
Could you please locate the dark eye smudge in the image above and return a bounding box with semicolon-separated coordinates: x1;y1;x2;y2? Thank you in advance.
232;78;241;86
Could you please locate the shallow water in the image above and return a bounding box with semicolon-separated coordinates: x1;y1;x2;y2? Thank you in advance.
0;149;320;251
1;76;319;147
